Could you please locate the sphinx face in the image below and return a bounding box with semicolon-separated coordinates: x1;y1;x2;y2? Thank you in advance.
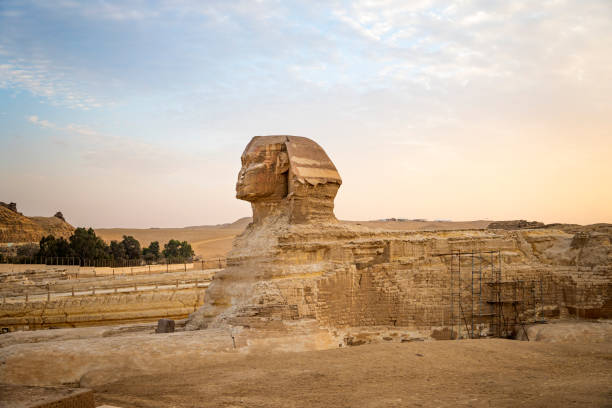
236;141;289;202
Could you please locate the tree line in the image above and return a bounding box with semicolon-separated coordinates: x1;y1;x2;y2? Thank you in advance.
4;227;195;264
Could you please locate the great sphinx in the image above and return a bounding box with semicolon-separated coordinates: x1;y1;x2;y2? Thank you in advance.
187;135;347;330
187;135;611;338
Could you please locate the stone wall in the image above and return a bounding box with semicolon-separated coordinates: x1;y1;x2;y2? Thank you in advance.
1;288;205;330
0;265;215;331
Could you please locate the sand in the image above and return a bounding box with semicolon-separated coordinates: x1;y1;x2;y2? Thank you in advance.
94;218;250;259
94;338;611;408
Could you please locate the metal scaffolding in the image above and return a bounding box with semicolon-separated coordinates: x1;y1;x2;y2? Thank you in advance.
435;250;543;340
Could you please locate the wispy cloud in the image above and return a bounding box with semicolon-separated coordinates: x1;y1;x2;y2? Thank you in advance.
27;115;56;129
0;57;105;110
328;0;612;94
3;0;608;111
26;115;195;172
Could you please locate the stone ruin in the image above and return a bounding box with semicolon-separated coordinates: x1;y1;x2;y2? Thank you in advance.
187;135;612;339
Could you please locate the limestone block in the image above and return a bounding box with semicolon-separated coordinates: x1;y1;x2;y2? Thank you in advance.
156;318;175;333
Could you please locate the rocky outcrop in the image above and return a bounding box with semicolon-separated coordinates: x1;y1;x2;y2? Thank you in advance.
0;202;20;214
186;135;612;337
28;216;74;241
488;220;545;229
0;206;46;244
0;205;74;244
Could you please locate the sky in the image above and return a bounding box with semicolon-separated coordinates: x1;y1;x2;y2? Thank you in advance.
1;0;611;228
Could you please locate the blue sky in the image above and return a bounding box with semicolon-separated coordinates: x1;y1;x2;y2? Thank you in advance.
1;0;611;227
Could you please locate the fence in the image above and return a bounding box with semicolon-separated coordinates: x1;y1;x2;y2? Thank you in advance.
0;256;201;267
0;256;226;271
1;276;213;304
197;258;227;270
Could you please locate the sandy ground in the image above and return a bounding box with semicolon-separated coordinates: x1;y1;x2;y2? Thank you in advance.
94;339;611;408
95;218;250;258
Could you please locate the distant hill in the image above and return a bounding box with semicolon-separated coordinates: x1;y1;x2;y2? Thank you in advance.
0;204;74;243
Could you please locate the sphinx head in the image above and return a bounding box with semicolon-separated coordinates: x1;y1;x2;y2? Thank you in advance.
236;135;342;224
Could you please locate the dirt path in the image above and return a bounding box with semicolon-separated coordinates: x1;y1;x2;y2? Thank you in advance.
94;339;612;408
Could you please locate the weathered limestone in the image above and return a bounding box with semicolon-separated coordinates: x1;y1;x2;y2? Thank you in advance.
487;220;545;229
0;384;95;408
0;289;204;330
0;205;74;243
156;318;175;333
187;135;612;336
0;268;214;330
236;135;341;224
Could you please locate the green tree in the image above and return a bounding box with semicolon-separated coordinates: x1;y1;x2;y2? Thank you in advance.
37;235;74;258
109;240;127;261
121;235;142;260
162;239;194;262
69;228;110;261
142;241;160;262
162;239;181;259
17;243;41;257
178;241;194;260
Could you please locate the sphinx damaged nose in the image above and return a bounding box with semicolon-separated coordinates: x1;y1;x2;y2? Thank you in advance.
237;168;245;183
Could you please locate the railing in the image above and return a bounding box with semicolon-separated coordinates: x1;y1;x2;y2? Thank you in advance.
197;258;227;270
1;277;213;304
0;257;227;277
0;256;227;268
